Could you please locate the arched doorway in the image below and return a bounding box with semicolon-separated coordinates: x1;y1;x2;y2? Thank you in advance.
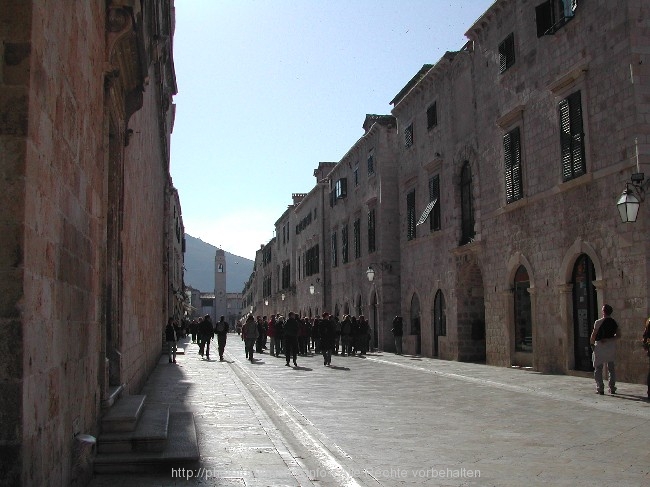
573;254;597;371
410;294;421;355
457;262;486;362
512;265;533;366
432;290;446;357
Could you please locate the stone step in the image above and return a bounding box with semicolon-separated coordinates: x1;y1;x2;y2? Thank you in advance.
97;405;169;454
101;395;146;433
93;412;199;473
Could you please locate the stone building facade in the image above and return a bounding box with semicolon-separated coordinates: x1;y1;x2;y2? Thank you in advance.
0;1;179;485
391;0;650;381
244;0;649;385
168;185;185;320
327;115;401;350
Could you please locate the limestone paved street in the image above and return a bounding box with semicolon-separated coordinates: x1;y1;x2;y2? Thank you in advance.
89;336;650;486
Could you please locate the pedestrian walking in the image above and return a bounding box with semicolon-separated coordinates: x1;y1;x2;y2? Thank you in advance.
190;319;198;343
298;317;309;356
267;315;277;356
242;315;258;362
198;315;214;360
165;317;177;363
357;315;370;355
256;316;267;353
319;313;335;366
590;304;621;395
333;316;341;355
340;315;352;356
276;315;285;356
392;316;404;355
643;317;650;400
215;315;229;361
284;312;299;367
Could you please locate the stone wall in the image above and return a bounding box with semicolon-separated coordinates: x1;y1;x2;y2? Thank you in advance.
0;0;32;483
0;1;177;485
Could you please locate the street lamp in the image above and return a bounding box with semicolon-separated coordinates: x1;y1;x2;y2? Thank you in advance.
366;266;375;282
366;262;393;282
617;140;648;223
617;184;641;223
309;284;315;295
281;293;285;301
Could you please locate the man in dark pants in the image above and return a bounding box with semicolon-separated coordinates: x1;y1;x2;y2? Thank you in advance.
319;313;335;366
215;315;229;361
198;314;214;360
284;312;299;367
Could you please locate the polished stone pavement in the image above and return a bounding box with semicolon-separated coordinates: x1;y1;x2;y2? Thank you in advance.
89;336;650;486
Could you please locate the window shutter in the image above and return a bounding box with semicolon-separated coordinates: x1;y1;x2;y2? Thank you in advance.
368;209;376;253
559;91;585;182
429;175;441;231
568;91;585;178
504;127;523;203
499;33;515;73
407;190;416;240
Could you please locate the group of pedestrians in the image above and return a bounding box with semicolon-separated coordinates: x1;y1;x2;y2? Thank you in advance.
166;314;231;362
239;312;378;367
170;305;650;400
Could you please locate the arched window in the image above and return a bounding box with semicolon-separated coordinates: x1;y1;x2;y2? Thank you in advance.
460;161;475;244
514;265;532;352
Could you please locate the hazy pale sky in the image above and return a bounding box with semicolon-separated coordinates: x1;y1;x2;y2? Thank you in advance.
170;0;495;260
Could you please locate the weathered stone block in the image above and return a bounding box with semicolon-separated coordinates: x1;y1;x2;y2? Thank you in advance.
0;88;28;136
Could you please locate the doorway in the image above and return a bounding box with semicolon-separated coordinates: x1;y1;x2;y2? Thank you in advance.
572;254;597;371
432;290;446;357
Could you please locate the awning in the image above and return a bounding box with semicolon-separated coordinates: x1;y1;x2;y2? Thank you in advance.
416;198;437;226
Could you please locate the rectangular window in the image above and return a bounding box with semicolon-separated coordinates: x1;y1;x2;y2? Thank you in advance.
404;123;414;149
536;0;576;37
407;190;416;241
427;102;437;130
281;262;291;289
354;164;359;187
353;218;361;259
559;90;585;182
305;244;319;276
342;224;349;263
428;175;441;231
335;178;348;199
367;149;375;175
504;127;524;203
368;209;376;253
331;232;338;267
499;33;515;73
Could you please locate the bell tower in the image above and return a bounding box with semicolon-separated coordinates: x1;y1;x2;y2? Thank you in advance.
214;249;227;321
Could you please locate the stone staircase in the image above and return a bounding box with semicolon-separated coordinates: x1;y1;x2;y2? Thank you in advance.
94;393;199;473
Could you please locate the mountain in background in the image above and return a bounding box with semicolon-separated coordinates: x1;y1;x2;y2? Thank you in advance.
183;234;254;293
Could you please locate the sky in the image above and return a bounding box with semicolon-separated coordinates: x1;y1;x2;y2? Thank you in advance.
170;0;495;261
